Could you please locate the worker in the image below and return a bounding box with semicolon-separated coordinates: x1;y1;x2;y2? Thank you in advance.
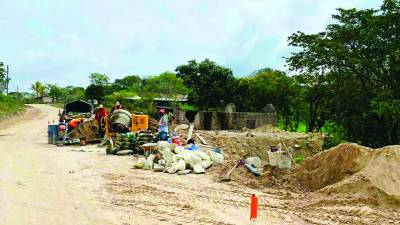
67;118;84;133
58;110;67;123
166;109;175;128
95;104;108;138
157;108;169;140
111;101;123;113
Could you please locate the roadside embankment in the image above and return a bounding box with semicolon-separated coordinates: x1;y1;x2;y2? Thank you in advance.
0;94;25;121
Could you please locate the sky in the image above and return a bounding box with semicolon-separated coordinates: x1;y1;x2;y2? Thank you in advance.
0;0;382;92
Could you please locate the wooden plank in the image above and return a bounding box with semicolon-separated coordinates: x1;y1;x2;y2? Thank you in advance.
195;133;208;145
187;124;194;142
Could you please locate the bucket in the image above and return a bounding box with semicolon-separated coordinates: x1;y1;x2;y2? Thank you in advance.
172;136;182;145
278;153;292;169
48;125;58;144
268;150;280;167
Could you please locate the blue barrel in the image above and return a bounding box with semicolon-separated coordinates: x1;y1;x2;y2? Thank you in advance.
48;125;59;144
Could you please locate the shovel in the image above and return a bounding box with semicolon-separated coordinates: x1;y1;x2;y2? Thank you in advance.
221;159;244;181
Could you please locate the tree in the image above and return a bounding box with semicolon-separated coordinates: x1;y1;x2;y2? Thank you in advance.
89;73;110;86
235;68;304;131
63;86;85;103
113;75;141;91
85;84;105;103
46;84;64;103
144;72;190;99
287;0;400;146
176;59;237;110
31;81;46;98
0;62;9;93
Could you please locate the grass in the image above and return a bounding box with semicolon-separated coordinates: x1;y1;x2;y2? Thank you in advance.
0;94;25;121
277;120;308;133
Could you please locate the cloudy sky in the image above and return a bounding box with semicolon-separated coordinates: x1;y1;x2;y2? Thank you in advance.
1;0;381;91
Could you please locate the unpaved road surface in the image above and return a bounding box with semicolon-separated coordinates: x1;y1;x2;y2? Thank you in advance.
0;104;306;225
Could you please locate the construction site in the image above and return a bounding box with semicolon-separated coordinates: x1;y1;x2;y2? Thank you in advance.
0;103;399;225
2;1;400;225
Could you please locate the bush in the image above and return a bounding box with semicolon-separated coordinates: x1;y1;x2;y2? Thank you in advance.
0;94;24;120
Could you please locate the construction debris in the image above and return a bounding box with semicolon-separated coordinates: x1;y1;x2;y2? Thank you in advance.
133;141;224;175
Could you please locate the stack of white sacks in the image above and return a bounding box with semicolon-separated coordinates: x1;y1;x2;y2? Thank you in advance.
134;141;224;175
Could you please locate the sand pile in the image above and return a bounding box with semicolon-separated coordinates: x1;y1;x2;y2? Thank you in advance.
68;119;99;141
294;143;400;206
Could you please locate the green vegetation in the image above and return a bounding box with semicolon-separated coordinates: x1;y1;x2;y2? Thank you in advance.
286;0;400;147
0;94;24;120
294;155;305;165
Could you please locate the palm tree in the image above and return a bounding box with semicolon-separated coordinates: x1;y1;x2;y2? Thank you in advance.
31;81;45;98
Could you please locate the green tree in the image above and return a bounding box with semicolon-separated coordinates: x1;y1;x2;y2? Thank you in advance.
89;73;110;86
31;81;46;98
235;68;304;131
176;59;237;110
0;62;7;92
113;75;141;91
287;0;400;146
62;86;85;103
144;72;190;99
85;84;105;103
47;84;64;103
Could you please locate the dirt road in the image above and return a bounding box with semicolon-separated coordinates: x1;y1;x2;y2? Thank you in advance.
0;104;306;225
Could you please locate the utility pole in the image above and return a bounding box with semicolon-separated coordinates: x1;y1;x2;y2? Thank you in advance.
6;65;9;95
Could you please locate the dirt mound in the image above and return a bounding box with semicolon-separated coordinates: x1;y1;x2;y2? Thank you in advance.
294;143;372;190
294;143;400;206
68;119;99;141
196;129;324;161
191;129;324;189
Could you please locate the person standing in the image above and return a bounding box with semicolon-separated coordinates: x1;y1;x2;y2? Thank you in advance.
95;104;108;138
111;101;123;113
157;109;169;140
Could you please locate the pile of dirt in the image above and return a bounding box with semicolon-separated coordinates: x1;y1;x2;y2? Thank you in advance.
294;143;400;207
190;128;324;189
196;128;324;161
68;119;99;141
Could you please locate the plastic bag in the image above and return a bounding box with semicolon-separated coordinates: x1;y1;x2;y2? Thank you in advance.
194;151;211;161
181;150;202;168
167;159;186;174
245;157;262;168
176;159;186;171
160;149;175;167
143;155;155;170
174;146;185;154
157;141;170;151
153;164;165;172
210;152;224;164
133;157;146;169
201;160;214;169
193;163;205;174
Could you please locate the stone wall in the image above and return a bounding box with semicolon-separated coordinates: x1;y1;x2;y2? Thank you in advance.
174;108;277;130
